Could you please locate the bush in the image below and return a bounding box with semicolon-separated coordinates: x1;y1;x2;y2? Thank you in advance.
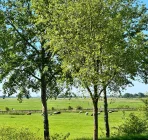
116;113;148;135
51;133;70;140
51;107;55;111
76;106;83;110
8;112;25;115
0;126;42;140
141;98;148;120
5;107;10;111
68;106;73;110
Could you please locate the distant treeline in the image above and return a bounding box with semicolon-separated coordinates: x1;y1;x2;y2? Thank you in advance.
121;92;147;98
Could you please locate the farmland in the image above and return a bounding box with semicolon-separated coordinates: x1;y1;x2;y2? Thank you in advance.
0;97;143;111
0;98;146;139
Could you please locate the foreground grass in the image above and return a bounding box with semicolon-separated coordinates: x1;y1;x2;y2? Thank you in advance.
0;126;148;140
74;135;148;140
0;111;144;139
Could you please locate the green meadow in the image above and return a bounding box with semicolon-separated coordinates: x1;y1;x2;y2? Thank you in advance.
0;111;142;139
0;98;146;139
0;97;143;111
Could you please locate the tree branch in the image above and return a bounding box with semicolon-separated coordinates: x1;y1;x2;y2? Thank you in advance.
84;83;94;100
98;71;117;97
19;69;41;81
7;19;40;54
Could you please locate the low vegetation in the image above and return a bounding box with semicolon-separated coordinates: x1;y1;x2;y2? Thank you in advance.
114;113;148;136
0;126;42;140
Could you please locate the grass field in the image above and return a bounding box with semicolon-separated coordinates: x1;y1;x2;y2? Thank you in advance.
0;97;146;139
0;97;144;111
0;111;143;139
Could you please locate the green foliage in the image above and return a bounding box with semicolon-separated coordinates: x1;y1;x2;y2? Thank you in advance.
51;133;70;140
68;106;73;110
117;105;130;109
74;135;148;140
76;106;83;110
141;98;148;120
42;0;148;91
51;107;55;111
0;0;63;100
0;126;42;140
5;107;10;112
116;113;148;135
8;112;25;115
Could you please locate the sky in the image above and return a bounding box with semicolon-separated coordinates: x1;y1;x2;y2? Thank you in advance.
0;0;148;96
123;0;148;94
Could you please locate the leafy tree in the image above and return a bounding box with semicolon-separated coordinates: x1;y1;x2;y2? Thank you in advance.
123;93;133;98
0;1;64;140
32;0;148;139
138;92;145;98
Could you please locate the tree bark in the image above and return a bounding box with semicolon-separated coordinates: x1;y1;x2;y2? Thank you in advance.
93;99;98;140
41;46;50;140
103;87;110;138
41;74;50;140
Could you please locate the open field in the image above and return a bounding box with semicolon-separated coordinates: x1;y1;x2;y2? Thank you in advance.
0;111;144;139
0;98;144;111
0;98;146;139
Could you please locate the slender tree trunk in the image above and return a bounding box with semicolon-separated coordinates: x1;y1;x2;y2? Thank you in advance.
41;46;50;140
93;100;98;140
41;74;50;140
103;87;110;137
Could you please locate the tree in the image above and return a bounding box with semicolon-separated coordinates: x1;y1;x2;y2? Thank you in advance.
0;1;63;140
123;93;133;98
33;0;148;139
138;92;145;98
103;87;110;137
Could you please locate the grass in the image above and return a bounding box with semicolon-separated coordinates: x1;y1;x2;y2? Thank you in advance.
0;111;144;139
0;98;147;139
0;97;144;111
74;135;148;140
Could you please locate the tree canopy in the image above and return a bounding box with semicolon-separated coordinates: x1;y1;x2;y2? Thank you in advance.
32;0;148;139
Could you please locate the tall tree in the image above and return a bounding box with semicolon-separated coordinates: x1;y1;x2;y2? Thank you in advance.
0;1;63;140
32;0;148;139
103;87;110;137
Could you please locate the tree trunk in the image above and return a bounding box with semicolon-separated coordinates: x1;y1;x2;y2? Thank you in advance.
41;74;50;140
40;44;50;140
93;99;98;140
103;87;110;138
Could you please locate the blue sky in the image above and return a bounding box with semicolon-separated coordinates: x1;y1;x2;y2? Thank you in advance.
0;0;148;96
123;0;148;94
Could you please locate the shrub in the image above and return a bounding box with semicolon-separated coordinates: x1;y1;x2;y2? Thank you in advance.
116;113;148;135
76;106;83;110
5;107;10;111
0;126;42;140
141;98;148;120
51;133;70;140
68;106;73;110
51;107;55;111
8;112;25;115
